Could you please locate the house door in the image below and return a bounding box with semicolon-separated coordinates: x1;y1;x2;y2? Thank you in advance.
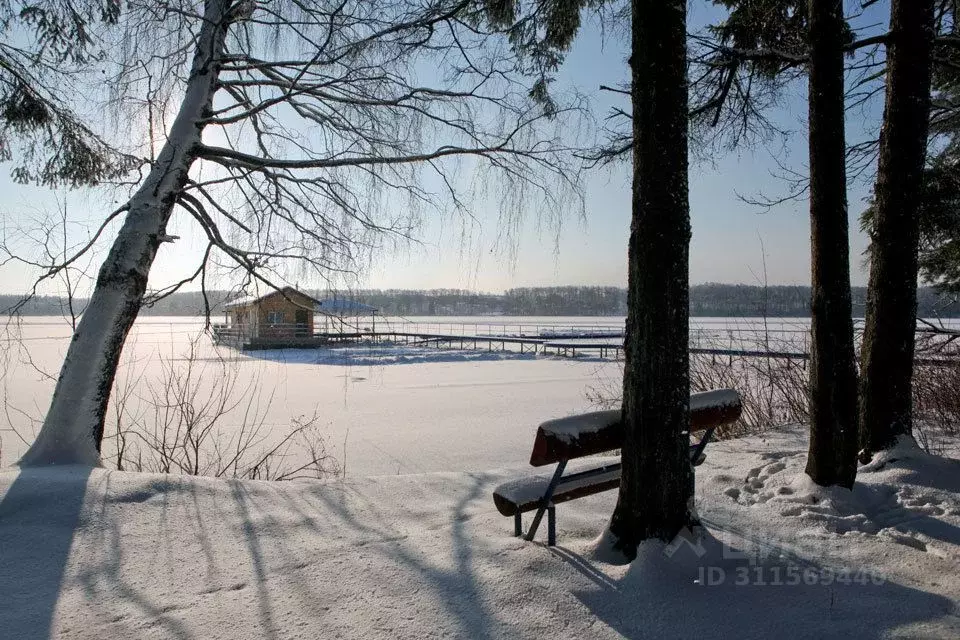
295;310;309;336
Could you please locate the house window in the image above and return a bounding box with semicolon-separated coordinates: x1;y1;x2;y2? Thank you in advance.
267;311;285;325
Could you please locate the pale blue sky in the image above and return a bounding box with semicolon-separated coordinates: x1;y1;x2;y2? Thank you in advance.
0;1;885;296
362;1;883;291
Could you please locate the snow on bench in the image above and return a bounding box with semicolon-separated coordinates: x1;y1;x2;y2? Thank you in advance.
494;388;743;545
529;388;743;467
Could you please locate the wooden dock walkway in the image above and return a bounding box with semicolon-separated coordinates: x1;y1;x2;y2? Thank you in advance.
362;331;818;361
214;319;959;365
365;330;622;356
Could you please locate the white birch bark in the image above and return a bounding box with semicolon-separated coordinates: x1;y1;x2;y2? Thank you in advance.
19;0;233;466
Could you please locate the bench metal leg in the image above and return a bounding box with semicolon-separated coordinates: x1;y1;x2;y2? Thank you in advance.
525;460;567;542
547;505;556;546
514;512;522;537
689;425;718;465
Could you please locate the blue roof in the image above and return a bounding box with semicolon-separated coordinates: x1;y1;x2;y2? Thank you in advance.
315;299;378;315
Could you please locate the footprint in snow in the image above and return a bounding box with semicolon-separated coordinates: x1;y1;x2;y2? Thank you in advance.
881;529;928;553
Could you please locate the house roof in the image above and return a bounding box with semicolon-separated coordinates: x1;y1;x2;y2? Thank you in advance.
223;295;257;309
223;286;324;309
315;298;378;315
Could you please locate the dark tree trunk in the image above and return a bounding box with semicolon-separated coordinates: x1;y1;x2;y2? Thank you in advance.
607;0;694;560
804;0;859;488
859;0;935;461
19;0;232;466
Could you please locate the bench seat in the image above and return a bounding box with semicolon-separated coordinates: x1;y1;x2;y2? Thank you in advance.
494;460;621;517
493;443;709;517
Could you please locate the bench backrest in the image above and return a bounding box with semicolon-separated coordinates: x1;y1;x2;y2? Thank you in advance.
528;388;742;467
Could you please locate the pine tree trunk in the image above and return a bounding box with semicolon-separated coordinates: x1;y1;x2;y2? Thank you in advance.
859;0;934;460
19;0;232;466
804;0;859;488
607;0;694;559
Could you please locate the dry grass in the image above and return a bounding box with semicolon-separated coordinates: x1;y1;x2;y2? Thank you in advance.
588;328;811;440
101;336;340;481
587;354;808;440
913;361;960;455
589;327;959;453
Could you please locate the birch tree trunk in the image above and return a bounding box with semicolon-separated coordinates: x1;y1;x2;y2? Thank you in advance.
804;0;858;488
19;0;232;466
606;0;695;560
858;0;934;460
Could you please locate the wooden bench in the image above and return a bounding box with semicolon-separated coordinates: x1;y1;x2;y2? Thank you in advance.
492;388;743;546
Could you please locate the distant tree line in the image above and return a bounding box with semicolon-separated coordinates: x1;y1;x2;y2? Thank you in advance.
689;284;960;318
352;286;627;316
5;284;959;318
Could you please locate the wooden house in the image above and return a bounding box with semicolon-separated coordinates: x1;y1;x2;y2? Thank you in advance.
222;286;320;342
216;287;379;349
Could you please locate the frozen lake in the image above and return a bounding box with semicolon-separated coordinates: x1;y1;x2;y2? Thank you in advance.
1;316;625;475
1;315;955;475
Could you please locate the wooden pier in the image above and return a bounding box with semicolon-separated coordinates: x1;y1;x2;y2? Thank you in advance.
213;319;843;363
205;318;960;365
366;330;624;357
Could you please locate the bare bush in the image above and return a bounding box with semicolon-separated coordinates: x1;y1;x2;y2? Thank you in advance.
912;363;960;454
910;321;960;454
590;320;960;454
102;336;339;481
912;325;960;460
588;327;810;439
690;353;808;438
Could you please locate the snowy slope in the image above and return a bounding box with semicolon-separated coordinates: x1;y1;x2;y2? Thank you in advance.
0;426;958;639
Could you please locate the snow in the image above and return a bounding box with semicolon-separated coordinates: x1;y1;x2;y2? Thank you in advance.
1;425;958;639
689;387;740;411
4;316;960;636
537;388;740;444
538;409;619;443
246;344;542;367
589;526;633;565
1;318;616;474
223;294;258;308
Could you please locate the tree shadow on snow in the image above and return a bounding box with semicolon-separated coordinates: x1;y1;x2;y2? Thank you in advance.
566;526;958;639
861;447;960;494
0;466;92;640
299;473;503;639
68;474;197;640
146;472;507;639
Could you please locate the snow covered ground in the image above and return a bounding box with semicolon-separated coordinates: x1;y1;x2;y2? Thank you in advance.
2;316;959;638
1;426;957;639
